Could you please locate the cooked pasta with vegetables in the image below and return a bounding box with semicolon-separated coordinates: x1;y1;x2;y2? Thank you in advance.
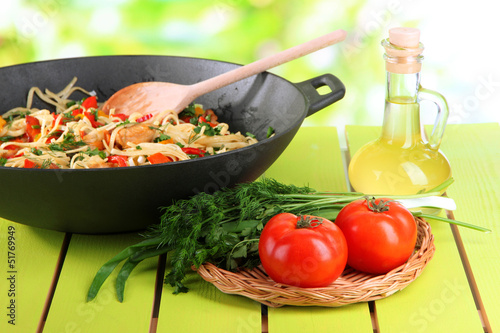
0;78;260;169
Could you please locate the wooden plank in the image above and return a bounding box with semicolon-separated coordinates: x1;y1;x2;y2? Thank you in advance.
267;303;371;333
439;123;500;332
157;266;262;333
264;126;374;333
0;219;65;332
43;233;158;332
345;125;483;332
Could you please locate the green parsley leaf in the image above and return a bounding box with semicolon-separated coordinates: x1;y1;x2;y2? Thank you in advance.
84;147;107;159
178;103;196;118
48;131;85;151
48;143;64;152
116;119;131;127
266;126;275;138
66;100;77;107
0;135;17;142
91;109;99;120
193;123;218;137
154;133;171;143
0;157;7;166
30;148;43;156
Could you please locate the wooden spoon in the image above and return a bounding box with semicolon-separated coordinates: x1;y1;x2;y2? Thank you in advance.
101;29;347;117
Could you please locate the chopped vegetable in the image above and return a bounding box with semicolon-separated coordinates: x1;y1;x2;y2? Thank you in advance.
113;113;129;121
178;103;196;121
84;111;101;128
85;147;107;159
181;147;206;158
154;133;171;143
81;95;98;110
0;117;6;131
48;132;85;151
30;148;43;156
198;116;217;127
266;126;275;138
23;159;37;168
136;113;153;123
25;115;41;142
147;152;172;164
108;155;128;167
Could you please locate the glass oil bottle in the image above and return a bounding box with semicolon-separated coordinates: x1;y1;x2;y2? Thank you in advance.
348;27;451;195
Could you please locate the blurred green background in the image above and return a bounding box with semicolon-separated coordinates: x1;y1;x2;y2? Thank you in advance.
1;0;499;145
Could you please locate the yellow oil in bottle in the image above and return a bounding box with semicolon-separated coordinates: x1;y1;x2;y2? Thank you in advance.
348;97;451;195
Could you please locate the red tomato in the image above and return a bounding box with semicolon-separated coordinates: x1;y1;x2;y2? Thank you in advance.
258;213;348;288
335;197;417;275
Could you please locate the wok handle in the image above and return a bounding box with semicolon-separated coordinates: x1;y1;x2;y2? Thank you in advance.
295;74;346;117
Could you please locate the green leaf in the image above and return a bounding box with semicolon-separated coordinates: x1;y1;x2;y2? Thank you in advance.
231;244;247;258
416;213;491;233
266;126;275;138
221;220;260;233
86;237;163;302
116;259;141;303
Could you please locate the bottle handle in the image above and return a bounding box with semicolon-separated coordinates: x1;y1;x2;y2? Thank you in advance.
417;85;449;150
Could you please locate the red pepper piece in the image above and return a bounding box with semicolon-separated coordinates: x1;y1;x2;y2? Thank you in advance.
112;113;129;121
81;96;98;110
84;111;102;128
198;116;217;127
136;113;153;123
23;159;37;168
147;152;172;164
25;115;41;142
108;155;128;167
181;147;206;157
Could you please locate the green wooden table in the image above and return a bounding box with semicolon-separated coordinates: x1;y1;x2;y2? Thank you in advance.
1;123;498;333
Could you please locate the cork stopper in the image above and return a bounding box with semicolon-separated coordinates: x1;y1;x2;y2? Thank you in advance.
389;27;420;48
382;27;424;74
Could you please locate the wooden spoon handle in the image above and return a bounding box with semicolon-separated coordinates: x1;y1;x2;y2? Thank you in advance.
190;29;347;98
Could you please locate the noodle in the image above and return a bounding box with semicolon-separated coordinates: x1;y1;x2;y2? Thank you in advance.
0;78;259;169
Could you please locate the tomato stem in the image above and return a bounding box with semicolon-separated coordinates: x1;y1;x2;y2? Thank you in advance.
365;196;393;213
296;215;323;229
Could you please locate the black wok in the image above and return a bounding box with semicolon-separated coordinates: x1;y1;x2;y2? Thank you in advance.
0;56;345;234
